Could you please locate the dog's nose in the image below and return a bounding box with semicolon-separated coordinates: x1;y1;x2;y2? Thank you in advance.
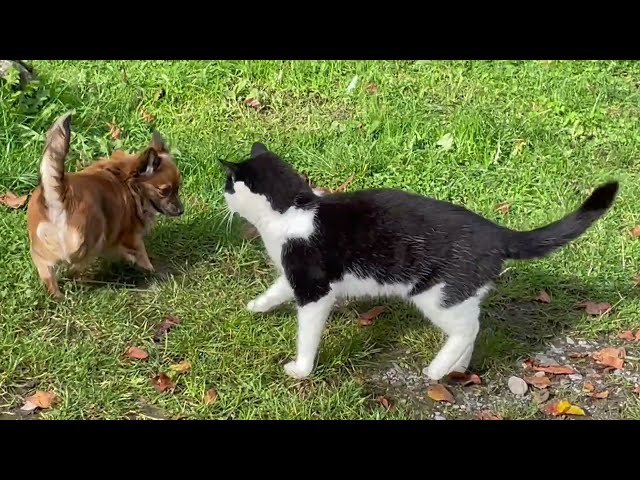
176;206;184;216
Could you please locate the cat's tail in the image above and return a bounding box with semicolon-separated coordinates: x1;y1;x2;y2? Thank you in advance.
40;112;72;227
502;181;619;260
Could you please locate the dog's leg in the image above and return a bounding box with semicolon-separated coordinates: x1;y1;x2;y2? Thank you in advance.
119;239;154;272
31;250;61;298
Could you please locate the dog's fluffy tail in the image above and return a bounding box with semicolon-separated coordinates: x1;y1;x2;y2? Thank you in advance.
503;181;619;260
40;112;72;226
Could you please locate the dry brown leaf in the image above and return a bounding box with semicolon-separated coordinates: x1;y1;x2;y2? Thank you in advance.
358;306;385;326
631;226;640;237
535;290;551;303
496;201;510;214
377;395;392;411
244;98;261;109
525;375;551;389
151;373;175;393
154;315;181;341
125;346;149;360
633;385;640;395
204;388;218;405
588;390;609;399
568;351;590;359
577;301;612;316
427;384;455;403
522;358;536;369
0;192;28;209
582;382;595;393
141;109;155;123
532;364;576;375
544;399;586;416
170;360;191;373
107;122;121;140
21;391;57;411
618;330;635;341
365;83;379;94
478;410;502;420
592;347;625;370
446;371;481;387
334;175;355;193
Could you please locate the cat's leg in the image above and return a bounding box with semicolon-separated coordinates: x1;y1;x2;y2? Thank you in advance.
413;283;489;381
247;275;294;313
284;292;335;379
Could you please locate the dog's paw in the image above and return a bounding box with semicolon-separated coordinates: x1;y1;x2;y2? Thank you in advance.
284;360;312;379
247;297;270;313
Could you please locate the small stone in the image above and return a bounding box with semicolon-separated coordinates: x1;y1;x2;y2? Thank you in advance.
568;373;583;382
578;340;588;347
508;376;528;395
566;337;575;345
535;354;559;365
534;371;547;378
434;414;446;420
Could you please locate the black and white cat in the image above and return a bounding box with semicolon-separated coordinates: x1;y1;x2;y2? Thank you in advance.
220;143;618;381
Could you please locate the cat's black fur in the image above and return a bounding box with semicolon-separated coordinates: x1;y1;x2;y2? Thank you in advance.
221;143;618;307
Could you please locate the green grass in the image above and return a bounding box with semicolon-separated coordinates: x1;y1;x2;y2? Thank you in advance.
1;60;639;419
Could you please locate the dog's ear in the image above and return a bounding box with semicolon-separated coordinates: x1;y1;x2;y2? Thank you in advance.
150;131;167;152
136;148;162;176
250;142;268;158
219;159;238;180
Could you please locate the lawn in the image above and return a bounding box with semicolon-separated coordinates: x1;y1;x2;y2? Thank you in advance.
1;60;639;420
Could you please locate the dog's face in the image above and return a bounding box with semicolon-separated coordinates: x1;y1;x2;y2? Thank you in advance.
131;132;184;217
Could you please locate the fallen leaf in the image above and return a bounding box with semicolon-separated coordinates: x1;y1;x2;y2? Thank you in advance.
631;226;640;237
446;371;481;387
125;346;149;360
588;390;609;399
522;358;535;370
636;330;640;341
582;382;595;393
633;385;640;395
170;360;191;373
21;391;57;411
535;290;551;303
377;395;392;410
508;376;528;395
525;375;551;389
244;98;261;109
107;122;121;140
358;306;385;326
634;274;640;287
544;399;586;416
592;347;625;370
478;410;503;420
154;315;181;341
0;192;28;209
141;109;155;123
496;201;511;215
618;330;635;341
334;175;355;193
427;384;455;403
436;133;454;151
365;83;379;94
204;388;218;405
532;390;550;404
532;364;576;375
151;373;175;393
577;300;612;316
569;351;590;359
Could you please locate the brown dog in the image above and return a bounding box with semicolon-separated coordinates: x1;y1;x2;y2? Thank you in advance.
26;112;184;298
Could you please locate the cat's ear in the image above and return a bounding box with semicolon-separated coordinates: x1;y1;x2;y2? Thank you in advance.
219;159;238;179
250;142;268;158
293;191;317;208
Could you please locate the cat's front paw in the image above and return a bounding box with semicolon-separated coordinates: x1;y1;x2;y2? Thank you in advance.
284;360;312;379
424;362;450;382
247;297;270;313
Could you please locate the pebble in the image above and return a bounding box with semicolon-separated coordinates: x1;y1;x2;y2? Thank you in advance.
569;373;583;382
578;340;588;347
535;354;559;365
508;376;528;395
534;371;547;378
434;414;447;420
566;337;575;345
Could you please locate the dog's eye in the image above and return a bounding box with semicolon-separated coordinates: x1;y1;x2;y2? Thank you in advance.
160;186;172;196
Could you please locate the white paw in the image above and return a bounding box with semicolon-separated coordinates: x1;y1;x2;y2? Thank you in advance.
425;362;451;381
247;297;269;313
284;360;312;379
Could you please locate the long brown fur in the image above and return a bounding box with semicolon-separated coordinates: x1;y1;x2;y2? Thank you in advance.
26;112;184;298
